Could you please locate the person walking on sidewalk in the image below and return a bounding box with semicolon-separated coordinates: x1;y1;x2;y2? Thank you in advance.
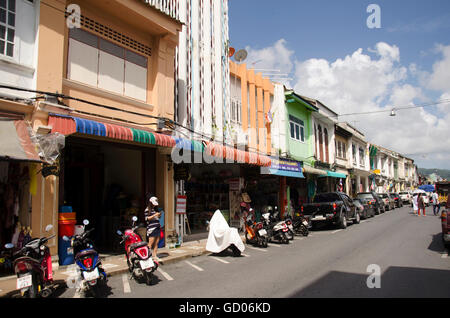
417;193;426;216
432;190;440;216
145;196;162;262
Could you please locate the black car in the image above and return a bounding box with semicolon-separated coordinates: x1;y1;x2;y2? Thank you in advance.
389;192;403;208
356;192;385;215
354;198;375;219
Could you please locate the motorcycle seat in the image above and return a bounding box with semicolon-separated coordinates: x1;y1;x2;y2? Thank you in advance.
75;249;97;260
129;241;148;251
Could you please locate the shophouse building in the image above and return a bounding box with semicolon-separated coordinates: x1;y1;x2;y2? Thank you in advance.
0;0;184;257
0;0;42;255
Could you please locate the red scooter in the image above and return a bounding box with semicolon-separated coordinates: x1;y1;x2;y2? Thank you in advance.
117;216;157;285
6;224;55;298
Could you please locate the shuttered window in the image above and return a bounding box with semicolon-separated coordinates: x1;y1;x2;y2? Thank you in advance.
67;28;148;102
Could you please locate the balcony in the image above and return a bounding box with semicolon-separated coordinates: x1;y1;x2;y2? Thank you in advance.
143;0;180;22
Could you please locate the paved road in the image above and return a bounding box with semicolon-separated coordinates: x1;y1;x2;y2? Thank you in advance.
57;206;449;298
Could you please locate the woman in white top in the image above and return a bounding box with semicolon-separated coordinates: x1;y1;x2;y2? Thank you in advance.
412;194;419;215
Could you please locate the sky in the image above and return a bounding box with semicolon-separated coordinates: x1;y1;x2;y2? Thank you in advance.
228;0;450;170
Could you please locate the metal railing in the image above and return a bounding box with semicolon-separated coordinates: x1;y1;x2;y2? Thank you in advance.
143;0;180;22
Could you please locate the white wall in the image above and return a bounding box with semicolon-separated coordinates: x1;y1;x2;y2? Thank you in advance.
0;0;39;99
176;0;229;143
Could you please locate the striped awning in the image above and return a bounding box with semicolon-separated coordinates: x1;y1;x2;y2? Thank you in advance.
204;141;271;167
48;114;175;148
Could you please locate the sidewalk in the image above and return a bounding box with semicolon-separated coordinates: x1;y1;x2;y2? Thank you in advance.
0;238;209;298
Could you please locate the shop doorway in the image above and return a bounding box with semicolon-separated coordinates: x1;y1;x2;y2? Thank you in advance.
61;136;155;253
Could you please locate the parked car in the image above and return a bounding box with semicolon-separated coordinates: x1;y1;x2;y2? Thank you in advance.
356;192;384;215
390;192;403;208
399;191;412;204
378;193;395;211
441;197;450;249
354;198;375;219
302;192;360;229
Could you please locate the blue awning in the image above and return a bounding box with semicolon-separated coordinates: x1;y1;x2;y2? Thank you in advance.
264;168;305;179
319;171;347;178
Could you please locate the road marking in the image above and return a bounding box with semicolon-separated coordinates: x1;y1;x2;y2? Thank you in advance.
267;243;281;248
331;230;342;234
73;288;81;298
158;268;174;281
185;260;204;272
210;256;230;264
241;253;250;257
246;246;268;252
441;253;448;259
122;274;131;293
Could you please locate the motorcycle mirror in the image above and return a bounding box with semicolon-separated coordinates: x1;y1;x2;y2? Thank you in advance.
45;224;54;232
116;230;123;236
132;216;138;222
83;219;89;226
4;243;14;249
62;236;70;241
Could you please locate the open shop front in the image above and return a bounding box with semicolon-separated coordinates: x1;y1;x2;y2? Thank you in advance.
60;135;157;253
0;119;43;276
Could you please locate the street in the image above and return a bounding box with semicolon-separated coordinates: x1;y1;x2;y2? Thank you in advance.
57;206;450;298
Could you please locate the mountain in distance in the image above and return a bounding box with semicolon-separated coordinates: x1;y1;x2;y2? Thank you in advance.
418;168;450;180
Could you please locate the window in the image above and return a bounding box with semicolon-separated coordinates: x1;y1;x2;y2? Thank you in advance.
352;144;357;164
0;0;15;58
67;28;148;102
289;115;304;142
359;147;365;167
336;140;347;159
324;128;329;163
318;125;324;161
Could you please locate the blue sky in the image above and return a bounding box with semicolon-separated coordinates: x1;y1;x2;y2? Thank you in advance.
229;0;450;169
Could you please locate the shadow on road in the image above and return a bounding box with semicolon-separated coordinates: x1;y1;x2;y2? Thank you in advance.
288;266;450;298
428;233;448;253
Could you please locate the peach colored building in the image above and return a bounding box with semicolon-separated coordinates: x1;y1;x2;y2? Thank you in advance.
229;60;274;156
1;0;182;257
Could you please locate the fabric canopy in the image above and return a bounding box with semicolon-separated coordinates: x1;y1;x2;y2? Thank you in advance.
319;170;347;178
0;120;42;162
303;164;327;176
49;114;175;148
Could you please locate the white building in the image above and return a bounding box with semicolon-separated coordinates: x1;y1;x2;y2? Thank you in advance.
175;0;230;143
0;0;39;100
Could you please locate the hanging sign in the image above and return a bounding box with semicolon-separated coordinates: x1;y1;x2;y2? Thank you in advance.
176;195;187;214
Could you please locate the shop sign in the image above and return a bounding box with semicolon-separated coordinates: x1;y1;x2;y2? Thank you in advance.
270;157;302;173
176;195;187;214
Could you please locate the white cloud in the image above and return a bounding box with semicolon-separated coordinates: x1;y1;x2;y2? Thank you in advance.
244;39;295;86
243;39;450;168
290;41;450;169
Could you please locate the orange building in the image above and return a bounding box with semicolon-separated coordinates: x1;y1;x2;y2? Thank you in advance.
229;60;274;156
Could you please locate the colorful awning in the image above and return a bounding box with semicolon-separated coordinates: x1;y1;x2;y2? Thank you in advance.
48;114;175;148
48;114;271;167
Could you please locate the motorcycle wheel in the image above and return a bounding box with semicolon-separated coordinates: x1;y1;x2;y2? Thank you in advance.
287;230;294;240
144;271;153;286
27;274;39;298
282;233;289;244
301;225;309;237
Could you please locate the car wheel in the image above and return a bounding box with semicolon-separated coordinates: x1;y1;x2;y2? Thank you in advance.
354;213;361;224
339;214;347;229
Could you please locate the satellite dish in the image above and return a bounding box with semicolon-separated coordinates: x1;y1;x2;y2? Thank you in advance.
234;49;247;63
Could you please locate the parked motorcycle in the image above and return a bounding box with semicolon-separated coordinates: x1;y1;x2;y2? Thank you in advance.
117;216;157;285
64;219;107;297
243;210;268;248
6;224;55;298
293;210;310;237
261;210;290;244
